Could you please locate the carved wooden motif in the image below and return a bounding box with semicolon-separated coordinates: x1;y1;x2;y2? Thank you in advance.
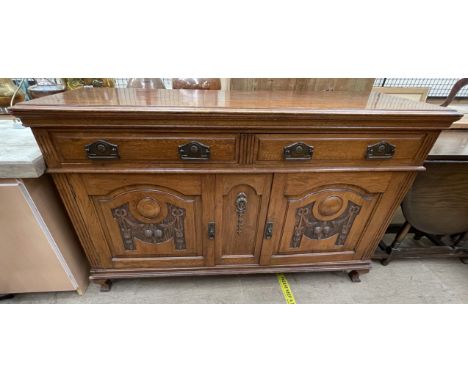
112;202;186;251
235;192;248;234
90;180;202;262
290;199;361;247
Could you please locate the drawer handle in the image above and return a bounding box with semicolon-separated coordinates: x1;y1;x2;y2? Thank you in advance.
366;141;396;160
178;141;211;160
283;142;313;160
85;140;119;160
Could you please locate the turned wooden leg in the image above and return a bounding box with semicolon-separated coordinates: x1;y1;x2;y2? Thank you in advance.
381;257;392;266
348;269;369;283
413;231;424;241
452;232;466;247
381;221;412;266
93;279;112;292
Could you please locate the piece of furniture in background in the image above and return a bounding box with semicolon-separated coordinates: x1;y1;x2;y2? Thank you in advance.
0;79;25;114
172;78;221;90
127;78;166;89
12;89;461;291
28;78;66;99
441;79;468;107
371;86;430;102
0;118;89;295
65;78;115;90
377;79;468;265
437;79;468;130
377;160;468;265
230;78;375;93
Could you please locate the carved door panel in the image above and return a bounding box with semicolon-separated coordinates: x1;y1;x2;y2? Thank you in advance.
260;172;393;266
82;174;215;269
215;174;272;265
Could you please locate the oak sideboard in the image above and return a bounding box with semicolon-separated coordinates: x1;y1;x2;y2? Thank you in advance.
12;88;461;291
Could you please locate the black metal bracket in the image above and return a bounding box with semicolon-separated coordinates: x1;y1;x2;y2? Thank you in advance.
178;141;211;160
85;140;119;160
264;222;273;239
208;222;215;239
283;142;313;160
366;141;395;160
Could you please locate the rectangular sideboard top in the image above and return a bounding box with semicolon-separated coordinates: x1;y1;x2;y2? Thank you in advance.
11;88;462;128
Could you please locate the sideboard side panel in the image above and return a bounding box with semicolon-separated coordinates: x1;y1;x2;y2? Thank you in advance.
52;173;113;268
357;171;418;259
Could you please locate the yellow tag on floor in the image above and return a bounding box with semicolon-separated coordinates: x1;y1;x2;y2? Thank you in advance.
277;273;296;304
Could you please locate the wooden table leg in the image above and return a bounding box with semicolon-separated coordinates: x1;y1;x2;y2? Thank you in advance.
381;221;412;266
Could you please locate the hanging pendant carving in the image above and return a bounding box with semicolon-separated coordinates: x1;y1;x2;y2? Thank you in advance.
290;200;361;247
112;202;186;250
235;192;248;234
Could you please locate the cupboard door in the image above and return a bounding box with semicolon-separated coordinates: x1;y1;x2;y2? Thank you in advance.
82;174;215;269
260;172;394;265
215;174;272;265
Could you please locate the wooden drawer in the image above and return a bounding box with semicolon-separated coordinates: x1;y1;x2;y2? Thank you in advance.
50;131;239;165
254;133;428;166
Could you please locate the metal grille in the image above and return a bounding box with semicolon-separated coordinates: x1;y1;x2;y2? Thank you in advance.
373;78;467;97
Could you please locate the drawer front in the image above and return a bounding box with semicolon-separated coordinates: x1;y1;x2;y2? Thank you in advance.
50;131;239;165
255;133;427;166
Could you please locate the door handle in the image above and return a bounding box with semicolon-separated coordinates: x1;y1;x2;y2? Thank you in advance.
208;222;215;239
264;222;273;239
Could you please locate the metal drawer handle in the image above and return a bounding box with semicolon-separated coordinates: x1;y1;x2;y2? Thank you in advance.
366;141;396;160
283;142;313;160
85;140;119;159
178;141;211;160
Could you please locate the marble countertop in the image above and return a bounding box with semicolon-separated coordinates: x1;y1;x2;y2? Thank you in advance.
0;118;45;178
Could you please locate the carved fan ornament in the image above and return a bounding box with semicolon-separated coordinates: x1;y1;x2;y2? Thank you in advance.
290;195;362;247
112;201;186;251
